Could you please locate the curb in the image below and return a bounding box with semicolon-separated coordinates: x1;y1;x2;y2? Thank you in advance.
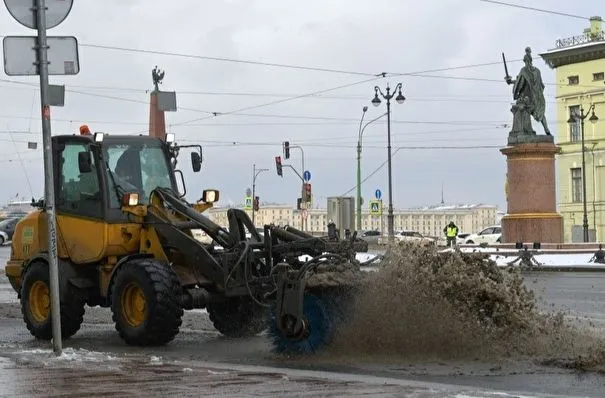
513;266;605;273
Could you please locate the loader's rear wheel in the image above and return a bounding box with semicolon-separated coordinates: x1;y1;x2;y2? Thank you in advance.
269;293;336;355
110;258;183;346
20;261;85;340
207;297;267;337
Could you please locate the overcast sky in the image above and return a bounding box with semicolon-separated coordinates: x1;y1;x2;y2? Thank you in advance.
0;0;602;210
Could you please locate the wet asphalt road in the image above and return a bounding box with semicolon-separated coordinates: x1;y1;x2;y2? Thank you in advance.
1;246;605;397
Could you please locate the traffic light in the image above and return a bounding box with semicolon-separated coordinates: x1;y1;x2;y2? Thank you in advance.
283;141;290;159
275;156;283;177
253;196;260;211
303;183;312;202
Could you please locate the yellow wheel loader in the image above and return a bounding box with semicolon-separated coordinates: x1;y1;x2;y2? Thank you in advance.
4;132;369;353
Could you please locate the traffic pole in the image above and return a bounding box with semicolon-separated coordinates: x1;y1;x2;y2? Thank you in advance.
36;0;62;356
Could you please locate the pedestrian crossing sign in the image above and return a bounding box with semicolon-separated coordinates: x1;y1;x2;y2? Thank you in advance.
369;200;382;215
244;196;253;209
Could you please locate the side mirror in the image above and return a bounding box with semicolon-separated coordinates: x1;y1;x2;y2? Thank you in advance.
191;152;202;172
78;151;92;173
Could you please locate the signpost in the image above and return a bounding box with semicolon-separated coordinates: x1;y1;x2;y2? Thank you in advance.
2;0;79;356
375;189;382;200
303;170;311;182
244;196;253;209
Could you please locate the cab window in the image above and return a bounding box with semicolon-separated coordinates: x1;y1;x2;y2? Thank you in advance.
57;143;102;217
103;143;174;209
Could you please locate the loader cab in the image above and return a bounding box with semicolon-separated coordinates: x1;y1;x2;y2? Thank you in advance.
52;133;184;223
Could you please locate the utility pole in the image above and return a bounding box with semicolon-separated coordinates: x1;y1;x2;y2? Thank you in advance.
251;164;268;226
283;142;308;231
371;83;405;238
37;0;61;356
36;0;62;356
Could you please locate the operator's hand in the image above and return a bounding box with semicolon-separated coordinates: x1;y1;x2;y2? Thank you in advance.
505;76;513;85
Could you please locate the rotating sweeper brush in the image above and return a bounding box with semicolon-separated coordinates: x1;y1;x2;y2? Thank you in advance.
261;226;369;354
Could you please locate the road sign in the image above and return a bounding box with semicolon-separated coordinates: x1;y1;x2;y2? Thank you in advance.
3;36;79;76
303;170;311;182
157;91;177;112
244;196;252;209
370;200;382;215
245;187;252;197
3;0;78;357
4;0;73;29
375;189;382;200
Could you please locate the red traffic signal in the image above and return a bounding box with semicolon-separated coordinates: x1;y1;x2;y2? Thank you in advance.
253;196;260;211
275;156;283;177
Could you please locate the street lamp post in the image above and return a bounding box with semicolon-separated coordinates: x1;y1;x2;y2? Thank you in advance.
370;83;405;238
252;163;268;226
356;106;367;232
568;104;599;242
356;109;388;232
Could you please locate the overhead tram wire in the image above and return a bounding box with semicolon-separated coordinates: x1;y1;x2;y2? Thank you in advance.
338;144;501;196
170;75;386;127
478;0;590;20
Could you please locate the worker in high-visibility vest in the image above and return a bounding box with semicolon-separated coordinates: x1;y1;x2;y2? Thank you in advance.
443;221;459;247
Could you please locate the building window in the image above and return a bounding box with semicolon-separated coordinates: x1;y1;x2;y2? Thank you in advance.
569;105;581;142
568;75;579;85
593;72;604;81
571;167;583;203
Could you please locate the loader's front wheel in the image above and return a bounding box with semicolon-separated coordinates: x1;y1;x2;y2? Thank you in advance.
110;258;183;346
207;297;267;337
20;261;85;340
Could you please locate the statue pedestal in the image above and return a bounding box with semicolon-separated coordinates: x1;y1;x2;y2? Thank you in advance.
500;139;563;243
149;91;166;140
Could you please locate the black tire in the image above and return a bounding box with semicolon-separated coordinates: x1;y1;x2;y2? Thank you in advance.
466;240;474;244
207;297;267;337
20;261;85;340
110;258;183;346
0;235;4;246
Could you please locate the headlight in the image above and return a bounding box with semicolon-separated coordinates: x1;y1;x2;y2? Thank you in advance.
121;192;139;206
202;189;219;203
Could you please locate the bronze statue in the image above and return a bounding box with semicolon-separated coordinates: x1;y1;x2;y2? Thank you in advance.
152;65;165;92
503;47;551;136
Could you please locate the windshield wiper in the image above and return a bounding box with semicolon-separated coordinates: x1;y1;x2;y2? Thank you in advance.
104;160;126;201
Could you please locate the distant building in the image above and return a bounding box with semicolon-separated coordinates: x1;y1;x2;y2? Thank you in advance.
540;16;605;242
206;203;498;237
0;199;35;218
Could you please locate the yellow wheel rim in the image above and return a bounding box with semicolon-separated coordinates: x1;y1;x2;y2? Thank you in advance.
29;280;50;323
121;282;147;327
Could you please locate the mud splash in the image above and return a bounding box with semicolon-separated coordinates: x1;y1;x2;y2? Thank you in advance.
325;244;605;370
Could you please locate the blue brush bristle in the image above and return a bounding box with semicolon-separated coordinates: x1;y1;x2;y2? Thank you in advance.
269;294;335;355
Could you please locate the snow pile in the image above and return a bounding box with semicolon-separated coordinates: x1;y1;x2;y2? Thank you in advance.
327;244;605;367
